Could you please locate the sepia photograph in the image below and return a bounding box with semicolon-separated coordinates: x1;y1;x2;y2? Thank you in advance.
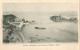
3;3;78;43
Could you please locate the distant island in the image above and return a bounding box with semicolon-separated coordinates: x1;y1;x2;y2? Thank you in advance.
50;15;78;23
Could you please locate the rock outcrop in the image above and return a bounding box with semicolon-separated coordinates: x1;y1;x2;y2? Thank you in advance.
50;15;78;23
3;14;17;25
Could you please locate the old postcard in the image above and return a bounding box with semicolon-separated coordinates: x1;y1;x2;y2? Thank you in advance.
0;0;79;50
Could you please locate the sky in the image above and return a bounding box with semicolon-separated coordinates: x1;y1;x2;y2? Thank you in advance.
3;3;78;12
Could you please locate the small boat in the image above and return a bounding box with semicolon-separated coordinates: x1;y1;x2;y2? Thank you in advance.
35;27;46;30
